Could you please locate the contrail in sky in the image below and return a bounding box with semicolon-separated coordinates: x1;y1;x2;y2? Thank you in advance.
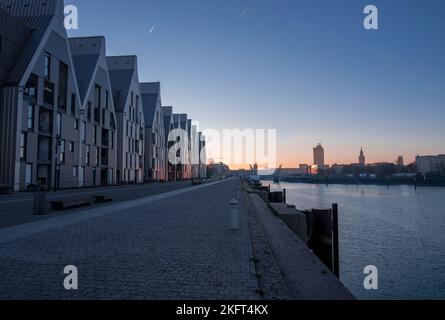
148;25;156;34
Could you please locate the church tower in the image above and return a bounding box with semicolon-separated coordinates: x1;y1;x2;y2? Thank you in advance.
359;148;366;166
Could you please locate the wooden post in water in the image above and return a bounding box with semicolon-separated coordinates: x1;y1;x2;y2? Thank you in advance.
332;203;340;279
283;188;286;204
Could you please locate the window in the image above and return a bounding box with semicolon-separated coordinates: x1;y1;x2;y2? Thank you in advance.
43;81;54;105
94;85;101;123
44;53;51;79
87;102;92;122
20;132;27;160
74;119;79;130
58;62;68;110
80;121;86;142
56;113;62;137
25;164;32;187
111;132;114;149
73;166;78;177
110;115;116;130
96;147;100;166
93;126;97;145
85;145;90;165
27;104;34;130
68;141;74;152
71;94;76;116
105;90;109;110
59;140;65;162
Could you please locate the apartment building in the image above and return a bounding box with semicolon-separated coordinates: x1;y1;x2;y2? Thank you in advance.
0;0;206;191
172;114;191;180
162;106;175;181
69;36;118;187
140;82;166;182
0;0;82;191
198;132;207;179
107;56;145;184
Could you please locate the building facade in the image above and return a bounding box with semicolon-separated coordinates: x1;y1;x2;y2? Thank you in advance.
162;106;175;181
416;155;445;175
69;36;118;187
140;82;166;182
0;0;83;191
107;56;145;184
313;143;325;168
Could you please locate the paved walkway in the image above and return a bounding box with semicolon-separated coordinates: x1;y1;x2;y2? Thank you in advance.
0;179;259;299
0;181;197;229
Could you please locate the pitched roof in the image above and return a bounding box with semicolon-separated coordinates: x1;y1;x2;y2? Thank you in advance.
107;56;137;112
173;114;188;130
162;106;173;135
69;37;105;104
0;0;62;85
140;82;161;128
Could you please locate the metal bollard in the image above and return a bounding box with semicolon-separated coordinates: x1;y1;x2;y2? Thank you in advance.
230;199;239;230
33;192;46;215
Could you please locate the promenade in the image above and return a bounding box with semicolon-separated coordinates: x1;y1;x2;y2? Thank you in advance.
0;179;259;299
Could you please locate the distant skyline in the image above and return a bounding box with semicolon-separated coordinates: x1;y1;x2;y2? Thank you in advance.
67;0;445;167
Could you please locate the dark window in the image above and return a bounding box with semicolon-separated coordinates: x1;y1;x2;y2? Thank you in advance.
20;132;27;160
44;53;51;79
85;145;90;165
58;62;68;110
93;126;97;145
43;81;54;105
87;102;92;122
105;90;109;110
69;141;74;152
71;94;76;116
27;104;34;130
101;128;109;147
110;115;116;130
96;147;100;166
94;85;101;123
74;119;79;130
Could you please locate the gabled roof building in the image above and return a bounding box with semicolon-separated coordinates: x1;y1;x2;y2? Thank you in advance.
0;0;83;191
107;56;145;184
69;36;118;186
140;82;166;181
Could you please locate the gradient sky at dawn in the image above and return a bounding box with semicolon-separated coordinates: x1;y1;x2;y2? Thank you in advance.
67;0;445;167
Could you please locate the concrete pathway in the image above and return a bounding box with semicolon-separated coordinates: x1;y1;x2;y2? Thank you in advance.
0;179;259;300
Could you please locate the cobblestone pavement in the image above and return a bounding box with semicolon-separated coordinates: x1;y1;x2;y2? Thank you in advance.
0;181;197;229
0;179;259;300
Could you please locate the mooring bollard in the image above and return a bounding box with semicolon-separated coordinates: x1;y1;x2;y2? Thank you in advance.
230;199;239;230
33;192;46;215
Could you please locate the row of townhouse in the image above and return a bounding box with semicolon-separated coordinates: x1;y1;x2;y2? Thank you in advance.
0;0;206;191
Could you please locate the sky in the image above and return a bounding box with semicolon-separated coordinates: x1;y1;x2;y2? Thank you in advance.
67;0;445;168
